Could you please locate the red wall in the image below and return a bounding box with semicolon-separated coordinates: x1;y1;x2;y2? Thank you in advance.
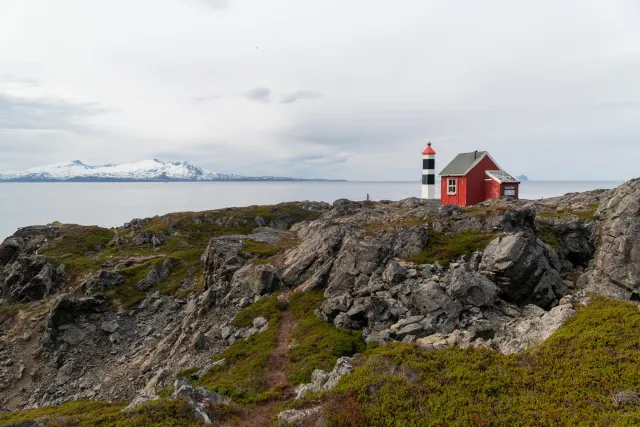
441;177;468;205
441;155;501;207
485;179;501;200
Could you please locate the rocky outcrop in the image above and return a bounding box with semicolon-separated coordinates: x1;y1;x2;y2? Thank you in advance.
294;356;355;399
584;178;640;299
0;254;65;302
81;271;124;296
171;379;229;424
480;233;564;309
137;258;176;291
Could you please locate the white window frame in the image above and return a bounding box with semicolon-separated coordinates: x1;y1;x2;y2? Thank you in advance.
504;186;516;196
447;178;457;195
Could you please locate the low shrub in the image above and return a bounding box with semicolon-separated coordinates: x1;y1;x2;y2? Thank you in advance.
288;291;365;384
330;298;640;426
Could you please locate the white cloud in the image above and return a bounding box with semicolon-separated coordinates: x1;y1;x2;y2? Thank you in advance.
0;0;639;180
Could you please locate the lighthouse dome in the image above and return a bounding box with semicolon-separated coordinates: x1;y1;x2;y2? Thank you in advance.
422;142;436;155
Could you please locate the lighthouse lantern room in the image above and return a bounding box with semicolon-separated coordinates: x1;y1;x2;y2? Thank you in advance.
421;142;436;199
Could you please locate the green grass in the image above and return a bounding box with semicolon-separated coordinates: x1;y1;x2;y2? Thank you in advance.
196;295;285;403
327;298;640;427
0;398;203;426
288;291;366;384
409;230;497;268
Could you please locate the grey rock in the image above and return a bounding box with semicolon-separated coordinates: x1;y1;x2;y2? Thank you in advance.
277;406;323;426
101;321;119;333
584;178;640;299
82;271;124;296
480;233;564;309
171;378;229;424
383;261;407;284
123;395;159;412
137;258;176;292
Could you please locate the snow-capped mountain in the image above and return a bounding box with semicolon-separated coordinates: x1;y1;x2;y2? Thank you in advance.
0;159;306;182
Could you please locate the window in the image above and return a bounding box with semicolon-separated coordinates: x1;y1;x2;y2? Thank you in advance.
504;186;516;196
422;174;435;185
423;159;435;170
447;178;457;195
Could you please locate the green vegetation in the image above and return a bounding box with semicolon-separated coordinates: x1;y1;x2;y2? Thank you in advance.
537;204;599;222
37;203;319;309
327;298;640;426
0;303;24;324
288;291;365;384
42;225;115;280
196;295;285;403
0;398;203;427
536;224;561;249
104;262;155;310
409;230;497;267
241;237;300;265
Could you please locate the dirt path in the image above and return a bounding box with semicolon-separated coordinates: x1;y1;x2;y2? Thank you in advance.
263;309;293;390
224;310;294;427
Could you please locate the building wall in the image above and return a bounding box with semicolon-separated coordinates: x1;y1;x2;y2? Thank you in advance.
440;154;501;207
501;182;520;199
464;156;500;206
441;176;467;205
485;179;520;201
485;179;502;200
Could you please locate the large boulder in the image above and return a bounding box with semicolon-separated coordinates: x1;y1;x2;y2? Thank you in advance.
584;178;640;299
0;254;65;302
480;233;564;309
82;270;124;295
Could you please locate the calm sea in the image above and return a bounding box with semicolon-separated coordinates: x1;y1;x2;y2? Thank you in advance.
0;181;623;241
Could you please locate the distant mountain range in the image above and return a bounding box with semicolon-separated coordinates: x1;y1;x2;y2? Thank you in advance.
0;159;339;182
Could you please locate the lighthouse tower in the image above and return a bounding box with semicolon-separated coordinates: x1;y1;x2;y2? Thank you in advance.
421;142;436;199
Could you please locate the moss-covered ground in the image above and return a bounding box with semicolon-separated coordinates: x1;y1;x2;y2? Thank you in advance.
288;290;365;384
196;295;284;404
323;298;640;426
0;398;203;427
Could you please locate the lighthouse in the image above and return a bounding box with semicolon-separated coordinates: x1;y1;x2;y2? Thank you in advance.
421;142;436;199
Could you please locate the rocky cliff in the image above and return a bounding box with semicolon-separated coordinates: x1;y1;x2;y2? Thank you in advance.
0;180;638;426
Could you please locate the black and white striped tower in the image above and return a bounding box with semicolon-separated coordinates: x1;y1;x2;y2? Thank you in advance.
421;142;436;199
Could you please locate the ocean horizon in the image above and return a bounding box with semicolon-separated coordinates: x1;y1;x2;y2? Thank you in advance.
0;180;624;241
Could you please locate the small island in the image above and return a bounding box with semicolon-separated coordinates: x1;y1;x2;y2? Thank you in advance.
517;175;529;181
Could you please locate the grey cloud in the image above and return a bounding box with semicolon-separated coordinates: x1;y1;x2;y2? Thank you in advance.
281;91;323;104
243;87;271;103
193;94;223;103
0;94;107;133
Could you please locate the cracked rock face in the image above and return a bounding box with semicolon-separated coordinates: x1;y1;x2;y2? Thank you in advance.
584;178;640;299
480;232;564;309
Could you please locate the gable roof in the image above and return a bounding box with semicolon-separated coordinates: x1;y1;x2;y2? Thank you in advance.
439;151;488;176
486;170;520;184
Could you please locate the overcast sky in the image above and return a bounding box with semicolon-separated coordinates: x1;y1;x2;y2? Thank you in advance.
1;0;639;180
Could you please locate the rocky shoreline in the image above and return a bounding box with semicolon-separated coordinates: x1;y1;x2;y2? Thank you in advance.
0;178;638;425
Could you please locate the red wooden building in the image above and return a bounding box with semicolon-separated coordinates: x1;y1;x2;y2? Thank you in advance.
439;150;520;206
